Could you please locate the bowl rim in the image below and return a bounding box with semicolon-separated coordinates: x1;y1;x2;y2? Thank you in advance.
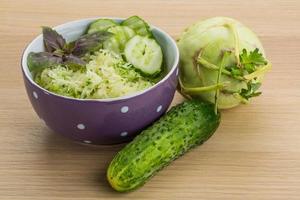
21;17;179;102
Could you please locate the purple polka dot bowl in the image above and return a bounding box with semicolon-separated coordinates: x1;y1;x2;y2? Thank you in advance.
21;18;179;145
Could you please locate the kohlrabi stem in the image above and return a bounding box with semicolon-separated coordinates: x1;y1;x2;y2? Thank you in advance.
244;63;272;80
214;51;229;114
197;56;231;76
178;77;193;100
197;56;245;81
226;23;241;67
233;93;249;104
179;76;224;95
182;84;224;94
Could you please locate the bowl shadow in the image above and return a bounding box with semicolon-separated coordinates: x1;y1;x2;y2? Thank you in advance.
40;126;128;196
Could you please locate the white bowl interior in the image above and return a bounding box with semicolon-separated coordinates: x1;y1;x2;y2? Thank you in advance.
21;18;179;101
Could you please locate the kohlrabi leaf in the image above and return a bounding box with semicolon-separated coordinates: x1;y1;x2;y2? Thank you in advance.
72;31;113;57
27;52;63;73
42;26;66;52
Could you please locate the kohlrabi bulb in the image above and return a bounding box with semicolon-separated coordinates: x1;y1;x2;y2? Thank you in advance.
177;17;271;109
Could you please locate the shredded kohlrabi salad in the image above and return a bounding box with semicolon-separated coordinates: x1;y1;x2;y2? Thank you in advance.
27;16;164;99
34;50;154;99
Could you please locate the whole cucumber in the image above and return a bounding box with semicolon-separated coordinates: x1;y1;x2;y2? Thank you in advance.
107;100;221;192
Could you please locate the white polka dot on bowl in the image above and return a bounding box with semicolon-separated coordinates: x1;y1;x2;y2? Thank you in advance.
77;123;85;130
120;131;128;137
33;91;38;99
156;105;162;112
121;106;129;113
83;140;91;144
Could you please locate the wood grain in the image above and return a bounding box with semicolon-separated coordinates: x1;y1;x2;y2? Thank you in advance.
1;0;300;199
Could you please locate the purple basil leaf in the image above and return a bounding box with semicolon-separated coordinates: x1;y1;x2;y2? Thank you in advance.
52;49;65;57
42;26;66;52
72;31;113;57
63;42;75;54
63;54;86;67
27;52;63;73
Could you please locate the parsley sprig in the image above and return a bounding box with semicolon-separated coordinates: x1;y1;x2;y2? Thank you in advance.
225;48;268;100
240;48;268;73
240;81;262;100
226;48;268;78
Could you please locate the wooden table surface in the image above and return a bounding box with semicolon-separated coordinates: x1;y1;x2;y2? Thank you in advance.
1;0;300;199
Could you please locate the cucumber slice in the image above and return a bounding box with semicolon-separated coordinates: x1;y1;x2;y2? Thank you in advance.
121;16;153;37
87;19;118;34
124;35;163;75
103;26;136;54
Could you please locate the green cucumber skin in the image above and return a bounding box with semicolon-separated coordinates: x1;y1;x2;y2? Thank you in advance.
121;15;153;37
86;19;117;34
107;100;221;192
